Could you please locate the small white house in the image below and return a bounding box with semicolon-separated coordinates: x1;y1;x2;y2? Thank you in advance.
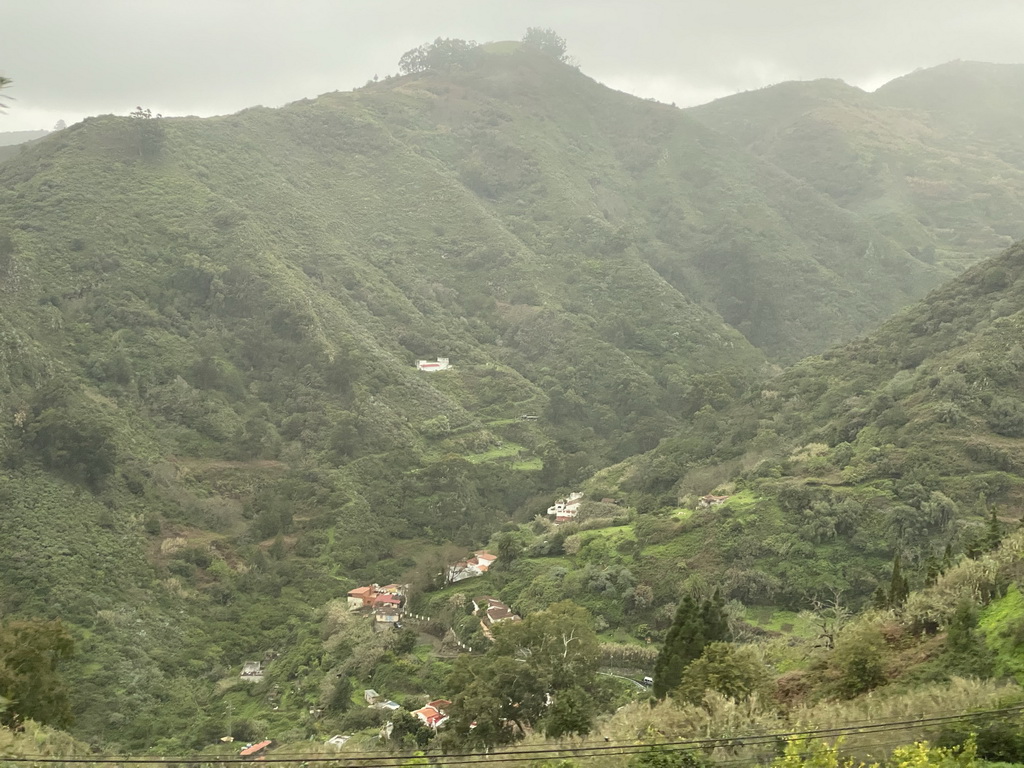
698;494;730;509
447;561;485;583
416;357;451;372
547;492;583;520
240;661;264;681
326;735;350;750
374;595;402;625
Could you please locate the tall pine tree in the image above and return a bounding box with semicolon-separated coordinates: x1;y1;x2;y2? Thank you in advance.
986;507;1002;550
652;592;727;699
888;552;909;607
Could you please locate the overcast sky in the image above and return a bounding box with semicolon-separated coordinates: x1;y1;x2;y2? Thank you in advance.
3;0;1024;132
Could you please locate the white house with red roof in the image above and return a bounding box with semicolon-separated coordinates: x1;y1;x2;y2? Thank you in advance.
447;551;498;583
349;583;408;611
412;699;452;729
473;551;497;569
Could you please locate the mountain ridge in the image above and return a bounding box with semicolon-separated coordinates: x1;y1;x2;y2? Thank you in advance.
689;60;1024;270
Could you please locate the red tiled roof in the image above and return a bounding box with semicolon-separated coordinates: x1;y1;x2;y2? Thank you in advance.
413;705;449;728
239;740;272;756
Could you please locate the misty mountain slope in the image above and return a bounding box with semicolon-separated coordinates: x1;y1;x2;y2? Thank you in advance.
874;60;1024;134
689;62;1024;271
0;94;766;626
604;240;1024;606
0;129;49;147
0;99;763;459
348;50;943;360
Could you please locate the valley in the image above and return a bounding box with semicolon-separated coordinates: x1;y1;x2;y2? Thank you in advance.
3;37;1024;767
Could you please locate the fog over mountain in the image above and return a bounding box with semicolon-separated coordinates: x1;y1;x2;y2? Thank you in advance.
3;0;1024;130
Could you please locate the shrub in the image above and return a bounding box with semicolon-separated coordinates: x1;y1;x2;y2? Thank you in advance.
675;642;771;706
829;624;886;698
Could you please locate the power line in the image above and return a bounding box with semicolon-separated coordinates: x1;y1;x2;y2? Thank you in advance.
155;699;1024;757
1;703;1019;765
286;701;1020;760
0;734;979;768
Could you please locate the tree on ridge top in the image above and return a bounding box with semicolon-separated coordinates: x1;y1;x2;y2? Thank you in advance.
522;27;569;63
398;38;479;75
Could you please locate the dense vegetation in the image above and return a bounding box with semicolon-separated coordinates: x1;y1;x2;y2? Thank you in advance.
3;36;1024;764
599;242;1024;606
421;242;1024;657
0;42;774;749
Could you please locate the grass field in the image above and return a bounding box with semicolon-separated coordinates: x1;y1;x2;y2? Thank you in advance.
744;606;817;637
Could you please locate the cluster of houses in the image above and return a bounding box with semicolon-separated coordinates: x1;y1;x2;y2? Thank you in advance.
446;550;497;583
416;357;451;372
361;595;521;735
364;689;401;711
347;583;407;627
236;556;529;748
547;491;583;524
367;596;523;735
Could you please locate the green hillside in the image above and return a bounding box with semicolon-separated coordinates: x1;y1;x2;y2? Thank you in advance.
1;42;1023;753
365;50;943;361
453;237;1024;765
592;241;1024;608
689;62;1024;271
0;45;769;748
